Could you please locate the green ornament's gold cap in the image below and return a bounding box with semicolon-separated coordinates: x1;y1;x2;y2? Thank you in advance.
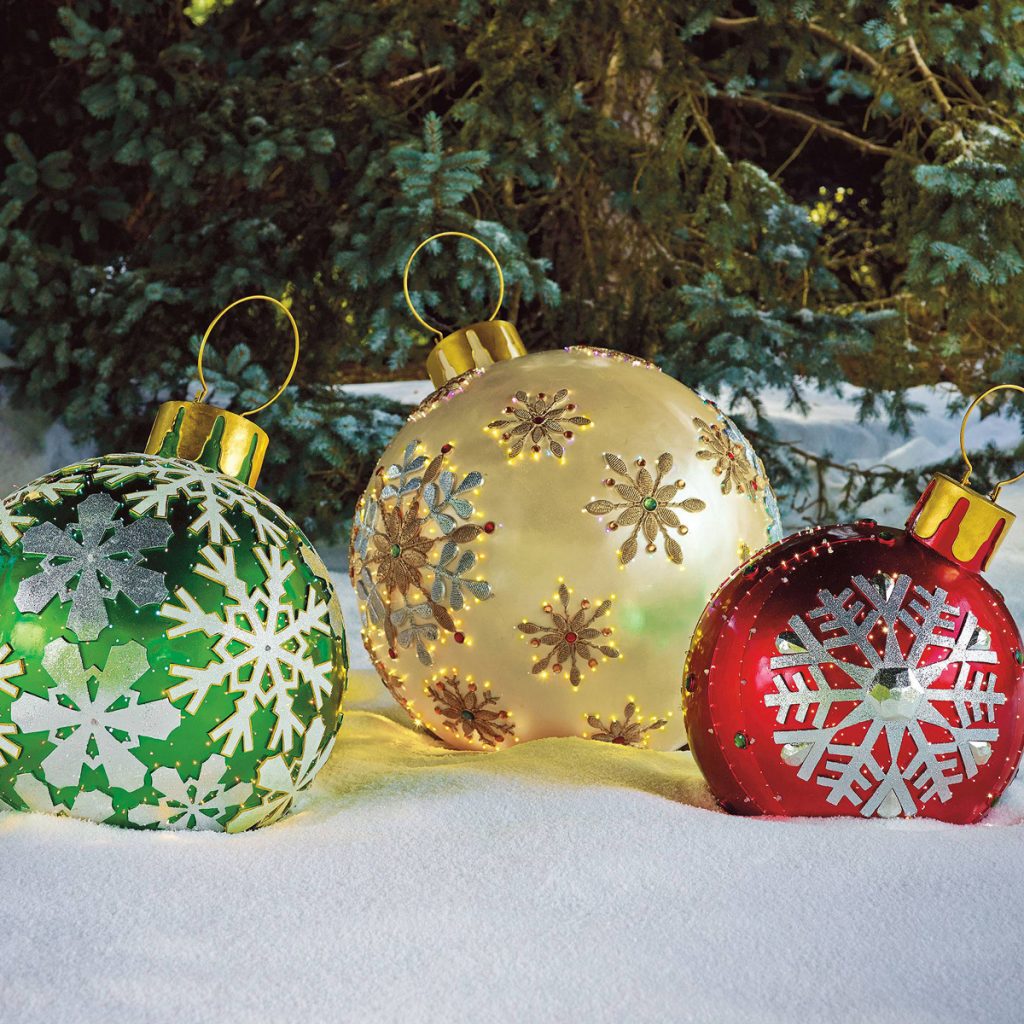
146;294;301;486
425;320;527;388
145;400;268;486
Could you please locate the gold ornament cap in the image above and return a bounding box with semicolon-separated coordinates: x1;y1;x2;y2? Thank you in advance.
144;295;300;487
906;385;1023;573
404;231;526;388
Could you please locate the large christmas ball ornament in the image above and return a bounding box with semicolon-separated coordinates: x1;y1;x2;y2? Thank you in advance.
684;396;1024;822
0;298;347;831
350;234;780;751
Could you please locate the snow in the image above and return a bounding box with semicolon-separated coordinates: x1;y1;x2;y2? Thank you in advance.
3;381;1024;1023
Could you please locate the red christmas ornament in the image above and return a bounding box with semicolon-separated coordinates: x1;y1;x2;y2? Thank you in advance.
684;386;1024;823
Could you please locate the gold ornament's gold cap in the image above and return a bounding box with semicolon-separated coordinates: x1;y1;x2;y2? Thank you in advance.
404;231;526;388
145;400;269;486
906;473;1014;573
425;320;527;388
144;294;301;487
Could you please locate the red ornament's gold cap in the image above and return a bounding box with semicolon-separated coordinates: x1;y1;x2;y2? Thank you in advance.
906;473;1014;573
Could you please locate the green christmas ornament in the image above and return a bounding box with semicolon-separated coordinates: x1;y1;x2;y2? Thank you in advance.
0;296;347;832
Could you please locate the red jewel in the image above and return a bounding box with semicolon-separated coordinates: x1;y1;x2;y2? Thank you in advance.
538;392;546;400
565;631;578;644
484;521;496;533
440;443;452;454
564;431;573;439
453;631;465;644
388;648;397;659
468;683;477;691
612;736;627;745
566;403;576;411
601;627;612;636
502;433;510;441
532;416;545;425
532;445;541;453
727;452;735;460
504;406;514;413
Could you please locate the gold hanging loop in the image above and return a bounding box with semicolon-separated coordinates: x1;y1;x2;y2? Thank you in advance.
959;383;1024;501
195;294;300;417
402;231;505;338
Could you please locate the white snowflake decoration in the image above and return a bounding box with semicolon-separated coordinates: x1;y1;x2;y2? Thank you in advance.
227;717;336;832
0;472;87;545
94;455;288;546
0;644;25;766
14;491;172;641
9;638;179;791
767;572;1004;818
162;544;334;757
4;774;116;823
128;754;251;830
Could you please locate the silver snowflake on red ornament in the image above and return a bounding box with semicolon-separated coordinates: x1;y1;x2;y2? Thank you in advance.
767;572;1005;818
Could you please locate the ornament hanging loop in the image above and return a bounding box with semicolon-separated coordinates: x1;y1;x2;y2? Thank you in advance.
195;295;300;417
959;383;1024;502
403;231;505;338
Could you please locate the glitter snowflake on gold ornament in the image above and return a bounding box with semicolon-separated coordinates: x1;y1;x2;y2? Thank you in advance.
693;416;762;496
586;702;667;747
516;583;619;687
486;388;592;460
425;676;515;747
585;452;706;565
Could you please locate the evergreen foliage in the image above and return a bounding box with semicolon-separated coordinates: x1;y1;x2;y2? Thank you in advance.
2;1;1023;536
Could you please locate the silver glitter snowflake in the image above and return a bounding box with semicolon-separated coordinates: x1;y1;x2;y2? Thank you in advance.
767;572;1004;818
14;492;172;641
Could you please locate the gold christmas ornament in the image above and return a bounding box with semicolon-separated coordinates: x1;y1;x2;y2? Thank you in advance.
350;233;781;751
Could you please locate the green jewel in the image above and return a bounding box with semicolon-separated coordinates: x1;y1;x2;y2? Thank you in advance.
389;543;402;558
642;496;658;511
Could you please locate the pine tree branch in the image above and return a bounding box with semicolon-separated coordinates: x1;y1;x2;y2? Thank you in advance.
771;123;817;179
897;13;953;116
711;91;908;161
709;17;882;74
387;64;444;89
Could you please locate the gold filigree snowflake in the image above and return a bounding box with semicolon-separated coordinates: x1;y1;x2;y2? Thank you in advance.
585;452;705;565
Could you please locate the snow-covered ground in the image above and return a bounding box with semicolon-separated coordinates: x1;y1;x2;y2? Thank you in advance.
3;381;1024;1024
